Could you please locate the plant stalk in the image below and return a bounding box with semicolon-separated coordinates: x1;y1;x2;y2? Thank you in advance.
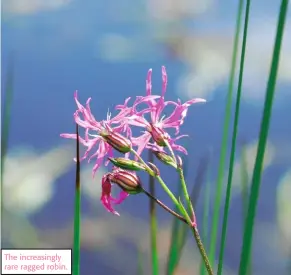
192;227;214;275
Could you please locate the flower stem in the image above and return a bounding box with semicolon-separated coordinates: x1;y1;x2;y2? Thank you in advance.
165;141;195;223
177;167;196;224
130;149;156;175
131;149;178;205
164;142;212;274
131;149;191;221
191;226;214;275
143;188;187;224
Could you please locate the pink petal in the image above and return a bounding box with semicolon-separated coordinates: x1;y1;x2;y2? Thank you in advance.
101;175;120;216
126;115;150;128
60;133;87;146
161;66;168;96
115;97;131;110
100;175;129;216
170;143;188;155
111;190;129;204
146;69;152;95
131;132;152;159
153;96;165;123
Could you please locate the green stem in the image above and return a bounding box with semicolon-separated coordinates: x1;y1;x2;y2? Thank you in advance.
165;141;194;221
177;199;214;275
73;125;81;275
177;167;195;223
240;142;252;275
137;145;213;274
131;149;191;222
209;0;245;266
239;0;289;274
217;0;251;273
131;149;178;205
143;188;187;223
191;227;214;275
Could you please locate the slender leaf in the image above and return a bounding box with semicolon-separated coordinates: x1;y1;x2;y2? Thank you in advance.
217;0;251;273
73;125;81;275
239;140;252;274
208;0;245;267
239;1;289;274
1;57;14;182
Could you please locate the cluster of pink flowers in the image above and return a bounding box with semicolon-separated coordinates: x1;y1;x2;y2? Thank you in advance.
61;66;206;215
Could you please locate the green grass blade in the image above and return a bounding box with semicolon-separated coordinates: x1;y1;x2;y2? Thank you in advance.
148;151;159;275
217;0;251;273
239;141;252;274
73;124;81;275
239;1;289;273
1;57;14;181
200;165;211;275
209;0;245;267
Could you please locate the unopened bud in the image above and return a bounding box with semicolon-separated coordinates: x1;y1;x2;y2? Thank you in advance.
148;123;169;147
110;169;142;194
152;150;177;169
177;156;183;168
100;130;131;153
147;162;160;176
108;157;146;171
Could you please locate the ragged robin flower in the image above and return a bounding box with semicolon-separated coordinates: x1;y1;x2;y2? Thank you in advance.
60;91;133;175
101;168;142;215
122;66;206;156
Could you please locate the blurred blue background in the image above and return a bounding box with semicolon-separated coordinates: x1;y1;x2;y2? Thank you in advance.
1;0;291;274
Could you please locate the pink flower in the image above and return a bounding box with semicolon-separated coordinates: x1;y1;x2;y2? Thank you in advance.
60;91;133;175
126;66;206;156
101;168;142;215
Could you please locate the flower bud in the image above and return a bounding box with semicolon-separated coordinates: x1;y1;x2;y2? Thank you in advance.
147;162;160;176
152;150;177;169
100;130;131;153
108;157;146;171
177;155;183;168
148;123;169;147
109;169;142;194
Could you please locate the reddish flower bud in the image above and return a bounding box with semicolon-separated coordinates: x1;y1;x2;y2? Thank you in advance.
177;155;183;168
109;169;142;194
100;130;132;153
147;123;169;147
147;162;160;176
